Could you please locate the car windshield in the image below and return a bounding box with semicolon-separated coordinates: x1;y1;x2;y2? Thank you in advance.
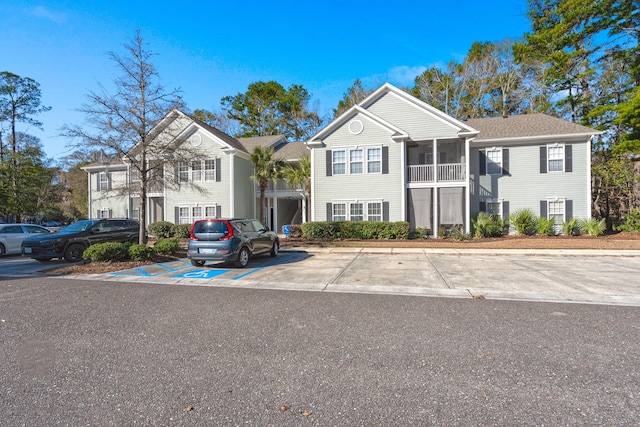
58;220;96;233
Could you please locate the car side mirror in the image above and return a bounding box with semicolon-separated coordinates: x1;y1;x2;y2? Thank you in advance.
91;227;101;233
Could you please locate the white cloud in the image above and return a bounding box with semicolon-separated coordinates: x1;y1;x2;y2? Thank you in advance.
360;65;429;89
31;6;66;24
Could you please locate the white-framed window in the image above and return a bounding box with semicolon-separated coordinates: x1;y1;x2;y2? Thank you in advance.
332;201;384;221
487;200;502;217
548;199;565;227
205;206;217;218
192;206;203;221
350;203;364;221
179;160;216;182
205;160;216;181
333;203;347;221
350;149;363;174
97;208;111;219
367;147;382;173
547;144;564;172
333;150;346;175
486;148;502;175
178;162;189;183
178;206;190;224
367;202;382;221
97;172;110;191
192;161;202;181
130;168;141;183
332;147;383;175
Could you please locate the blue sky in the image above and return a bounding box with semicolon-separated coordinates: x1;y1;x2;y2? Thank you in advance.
1;1;531;161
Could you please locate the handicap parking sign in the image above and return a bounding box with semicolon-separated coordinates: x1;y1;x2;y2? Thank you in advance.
172;269;229;279
283;225;290;235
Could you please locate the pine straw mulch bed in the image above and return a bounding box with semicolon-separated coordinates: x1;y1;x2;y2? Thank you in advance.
43;232;640;276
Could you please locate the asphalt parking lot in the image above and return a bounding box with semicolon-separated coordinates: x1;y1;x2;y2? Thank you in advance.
55;247;640;306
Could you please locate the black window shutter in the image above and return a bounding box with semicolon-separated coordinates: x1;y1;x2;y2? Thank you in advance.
502;201;509;220
565;144;572;172
326;151;332;176
382;146;389;174
383;202;389;221
540;200;547;218
326;203;332;221
565;200;573;221
502;149;509;175
175;207;179;224
479;201;486;212
216;158;222;182
479;151;486;176
540;146;547;173
216;205;222;218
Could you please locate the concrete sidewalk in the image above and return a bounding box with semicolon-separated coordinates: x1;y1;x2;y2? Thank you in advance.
62;247;640;307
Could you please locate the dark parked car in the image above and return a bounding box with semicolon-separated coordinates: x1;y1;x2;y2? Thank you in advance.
21;219;141;262
187;218;279;268
0;224;52;257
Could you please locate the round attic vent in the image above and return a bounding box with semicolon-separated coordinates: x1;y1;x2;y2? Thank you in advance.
348;119;364;135
190;134;202;147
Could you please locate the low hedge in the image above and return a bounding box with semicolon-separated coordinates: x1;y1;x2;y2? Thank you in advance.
154;237;181;255
171;223;192;238
129;243;156;261
300;221;410;240
82;242;131;262
148;221;174;238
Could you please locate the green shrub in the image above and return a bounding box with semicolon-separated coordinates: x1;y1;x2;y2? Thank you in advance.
171;223;192;238
300;221;410;240
509;209;538;236
410;227;428;239
536;217;557;236
154;237;181;255
472;212;505;238
82;242;131;262
449;225;470;241
129;244;156;261
148;221;175;238
582;218;606;237
618;208;640;233
563;217;582;236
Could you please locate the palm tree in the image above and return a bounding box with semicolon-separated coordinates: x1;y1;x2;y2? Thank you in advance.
250;146;286;226
283;154;311;222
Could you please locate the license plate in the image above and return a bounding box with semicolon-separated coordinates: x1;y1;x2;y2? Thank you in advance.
24;247;32;254
199;248;216;254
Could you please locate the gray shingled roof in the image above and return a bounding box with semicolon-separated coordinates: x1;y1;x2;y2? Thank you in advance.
273;142;310;161
464;113;599;141
237;135;285;154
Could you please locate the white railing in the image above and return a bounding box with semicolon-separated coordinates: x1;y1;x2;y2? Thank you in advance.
407;165;434;182
407;163;465;182
438;163;466;182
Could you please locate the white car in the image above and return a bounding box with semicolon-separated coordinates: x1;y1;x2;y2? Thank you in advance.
0;224;51;257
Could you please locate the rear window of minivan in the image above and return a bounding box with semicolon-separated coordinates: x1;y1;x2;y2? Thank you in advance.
194;221;228;234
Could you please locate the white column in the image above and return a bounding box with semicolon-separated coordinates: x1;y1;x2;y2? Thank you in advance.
465;137;471;234
400;140;406;222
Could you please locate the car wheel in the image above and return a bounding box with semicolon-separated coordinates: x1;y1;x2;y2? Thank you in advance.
64;243;85;262
191;259;205;267
234;247;250;268
0;244;5;257
35;257;52;262
270;241;279;257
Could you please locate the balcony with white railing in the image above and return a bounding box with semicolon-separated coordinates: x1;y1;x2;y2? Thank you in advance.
407;163;466;183
260;179;304;194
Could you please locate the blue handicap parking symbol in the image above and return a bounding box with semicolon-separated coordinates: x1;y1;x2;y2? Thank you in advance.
172;269;230;279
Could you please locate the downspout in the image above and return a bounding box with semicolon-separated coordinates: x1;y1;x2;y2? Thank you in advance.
87;171;92;219
310;148;315;221
229;153;235;217
587;135;593;220
400;139;406;222
433;139;438;238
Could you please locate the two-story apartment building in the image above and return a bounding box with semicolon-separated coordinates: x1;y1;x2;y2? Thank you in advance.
85;84;599;237
306;83;599;236
84;109;309;233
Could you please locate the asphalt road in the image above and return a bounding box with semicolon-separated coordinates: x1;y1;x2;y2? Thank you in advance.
1;277;639;426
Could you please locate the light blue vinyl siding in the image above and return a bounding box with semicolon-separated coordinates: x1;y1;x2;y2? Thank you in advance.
469;140;590;220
